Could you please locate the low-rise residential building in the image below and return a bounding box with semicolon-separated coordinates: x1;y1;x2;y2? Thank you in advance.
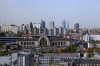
51;59;100;66
88;41;100;48
83;34;100;42
34;53;80;66
0;51;34;66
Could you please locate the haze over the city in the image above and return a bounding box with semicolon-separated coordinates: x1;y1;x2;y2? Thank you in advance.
0;0;100;28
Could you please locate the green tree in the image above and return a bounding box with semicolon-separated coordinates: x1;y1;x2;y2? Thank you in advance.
64;44;77;53
0;32;6;37
0;51;8;56
70;44;77;52
87;48;95;57
38;49;46;54
87;52;91;58
57;48;64;53
15;31;23;37
35;59;41;66
0;42;4;49
19;46;23;51
48;50;53;53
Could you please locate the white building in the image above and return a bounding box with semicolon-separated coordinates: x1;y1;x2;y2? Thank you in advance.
33;23;41;28
83;34;100;42
1;25;18;34
64;28;67;35
18;24;24;32
35;53;80;66
54;27;57;35
0;51;34;66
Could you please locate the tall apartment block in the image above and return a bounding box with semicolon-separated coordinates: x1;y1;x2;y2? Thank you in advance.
18;24;24;33
49;21;54;29
62;19;66;28
33;23;41;28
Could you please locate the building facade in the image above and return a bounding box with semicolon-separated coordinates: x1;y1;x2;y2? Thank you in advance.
88;41;100;48
28;22;33;35
49;21;54;29
1;25;18;34
34;53;80;66
18;36;71;49
83;34;100;42
18;24;24;33
51;59;100;66
41;19;45;28
62;20;66;28
74;23;79;30
33;23;41;28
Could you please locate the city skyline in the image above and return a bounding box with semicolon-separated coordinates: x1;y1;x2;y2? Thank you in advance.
0;0;100;28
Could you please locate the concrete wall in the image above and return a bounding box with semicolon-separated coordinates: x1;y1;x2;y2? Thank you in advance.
0;56;10;65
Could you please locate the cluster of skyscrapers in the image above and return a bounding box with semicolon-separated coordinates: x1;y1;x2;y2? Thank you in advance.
0;19;80;36
18;19;70;36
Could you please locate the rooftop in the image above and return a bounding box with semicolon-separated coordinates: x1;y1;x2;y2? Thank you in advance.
62;59;100;64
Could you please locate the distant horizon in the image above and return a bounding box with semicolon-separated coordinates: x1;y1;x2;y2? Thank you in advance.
0;0;100;28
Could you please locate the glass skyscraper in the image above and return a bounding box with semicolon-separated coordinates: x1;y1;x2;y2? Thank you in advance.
62;21;66;28
41;19;45;28
74;23;79;29
49;21;54;29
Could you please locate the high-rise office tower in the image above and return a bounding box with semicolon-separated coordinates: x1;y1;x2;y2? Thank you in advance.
28;22;33;35
23;25;28;35
59;26;62;35
33;23;41;28
49;21;54;29
56;28;59;35
67;21;69;32
49;29;51;35
41;19;45;28
33;23;36;28
33;27;37;35
54;27;57;35
62;19;69;30
74;23;79;29
62;19;66;28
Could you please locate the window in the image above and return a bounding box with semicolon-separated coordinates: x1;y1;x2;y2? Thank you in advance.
21;42;23;45
24;42;26;45
32;42;34;45
58;42;60;45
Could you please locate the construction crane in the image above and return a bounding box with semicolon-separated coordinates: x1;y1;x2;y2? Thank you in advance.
3;21;14;26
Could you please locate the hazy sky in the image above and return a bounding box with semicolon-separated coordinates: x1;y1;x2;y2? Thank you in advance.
0;0;100;28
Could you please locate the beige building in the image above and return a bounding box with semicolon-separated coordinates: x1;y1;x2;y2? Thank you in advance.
18;36;71;49
88;41;100;48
